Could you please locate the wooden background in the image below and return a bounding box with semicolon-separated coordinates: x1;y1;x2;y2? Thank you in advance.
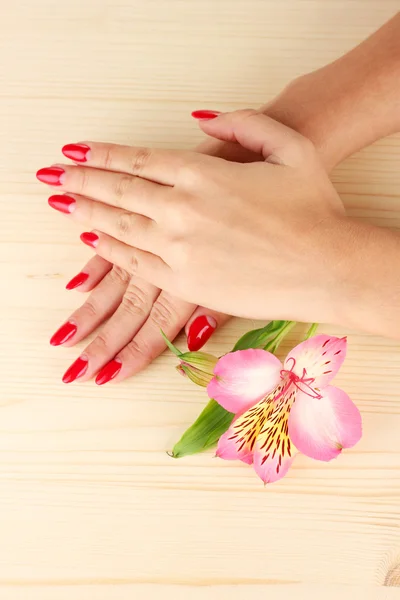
1;1;400;598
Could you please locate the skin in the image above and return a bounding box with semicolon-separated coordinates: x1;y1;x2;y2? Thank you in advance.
47;108;400;334
46;12;400;383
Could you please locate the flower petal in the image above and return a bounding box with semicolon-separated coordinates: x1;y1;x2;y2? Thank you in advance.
208;349;282;414
253;441;297;484
252;386;298;484
285;335;347;388
216;402;266;465
288;385;362;462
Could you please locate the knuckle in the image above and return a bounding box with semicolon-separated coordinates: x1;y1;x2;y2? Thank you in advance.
91;332;109;352
181;161;205;188
130;147;152;176
78;167;90;194
236;108;258;121
108;265;131;285
114;175;133;201
167;237;191;267
86;198;95;223
149;297;179;329
121;284;150;318
124;337;152;363
103;144;116;170
82;299;98;319
128;251;139;276
164;197;190;232
115;212;133;238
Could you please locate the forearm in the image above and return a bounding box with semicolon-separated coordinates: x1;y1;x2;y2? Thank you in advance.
197;12;400;171
270;12;400;338
264;12;400;170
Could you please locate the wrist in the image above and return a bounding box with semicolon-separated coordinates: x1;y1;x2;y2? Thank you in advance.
319;217;400;339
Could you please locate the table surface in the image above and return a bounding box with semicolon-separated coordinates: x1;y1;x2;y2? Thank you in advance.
1;1;400;598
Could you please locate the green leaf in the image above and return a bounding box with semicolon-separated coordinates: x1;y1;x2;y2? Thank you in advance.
170;319;297;458
233;320;287;351
171;400;234;458
304;322;319;340
264;321;297;353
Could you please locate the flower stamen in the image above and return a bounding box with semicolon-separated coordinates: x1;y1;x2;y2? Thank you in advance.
280;357;322;400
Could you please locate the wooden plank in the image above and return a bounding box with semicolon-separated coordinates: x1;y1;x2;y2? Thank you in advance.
1;0;399;595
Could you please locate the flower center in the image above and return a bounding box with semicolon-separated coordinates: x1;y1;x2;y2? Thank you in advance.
280;357;322;399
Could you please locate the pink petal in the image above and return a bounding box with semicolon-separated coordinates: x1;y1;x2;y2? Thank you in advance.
288;385;362;462
207;349;282;414
253;444;296;484
216;398;268;465
252;384;298;484
217;427;254;465
285;335;347;388
216;378;291;467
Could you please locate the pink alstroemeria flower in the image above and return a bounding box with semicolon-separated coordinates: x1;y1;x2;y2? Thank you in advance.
207;335;362;484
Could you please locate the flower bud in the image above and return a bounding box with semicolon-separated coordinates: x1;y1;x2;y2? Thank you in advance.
176;352;218;387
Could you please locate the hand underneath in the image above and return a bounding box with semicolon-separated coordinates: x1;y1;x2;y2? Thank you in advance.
48;255;226;384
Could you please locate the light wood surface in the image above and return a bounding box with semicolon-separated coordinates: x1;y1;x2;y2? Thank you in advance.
1;1;400;597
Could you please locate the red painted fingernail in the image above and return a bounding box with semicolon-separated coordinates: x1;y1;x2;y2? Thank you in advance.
62;143;91;163
66;271;89;290
50;321;77;346
191;110;221;120
48;194;76;214
36;166;65;186
187;315;217;351
80;232;99;248
95;359;122;386
62;356;88;384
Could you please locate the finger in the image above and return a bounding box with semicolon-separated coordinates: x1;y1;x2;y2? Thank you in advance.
196;109;315;167
49;193;161;254
95;293;197;385
65;255;113;292
185;308;231;351
81;230;171;291
50;265;130;347
37;163;168;219
61;278;160;383
61;141;189;186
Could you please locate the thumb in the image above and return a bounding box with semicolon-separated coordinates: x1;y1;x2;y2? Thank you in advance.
195;109;314;167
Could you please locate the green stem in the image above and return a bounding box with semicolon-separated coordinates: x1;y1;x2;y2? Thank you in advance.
265;321;296;352
304;322;319;340
160;329;182;357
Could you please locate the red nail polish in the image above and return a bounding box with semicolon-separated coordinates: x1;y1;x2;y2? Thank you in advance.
187;315;217;351
191;110;221;120
62;143;91;163
95;359;122;385
48;194;76;214
50;321;77;346
80;232;99;248
66;271;89;290
62;356;88;384
36;166;65;186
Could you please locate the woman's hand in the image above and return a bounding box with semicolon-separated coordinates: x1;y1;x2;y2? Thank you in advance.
45;131;237;386
38;109;350;328
50;254;226;384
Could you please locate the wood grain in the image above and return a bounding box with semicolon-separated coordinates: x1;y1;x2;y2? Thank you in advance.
1;0;400;597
